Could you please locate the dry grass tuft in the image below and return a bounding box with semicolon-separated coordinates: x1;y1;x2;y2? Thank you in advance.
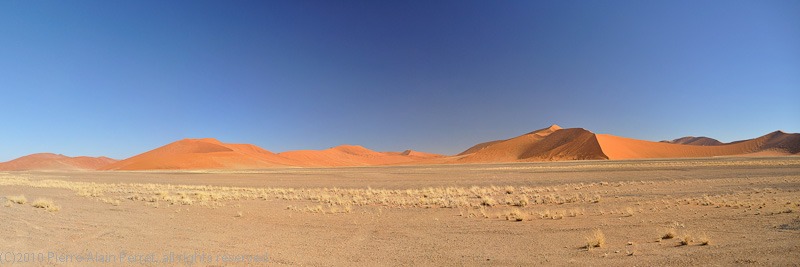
699;233;710;246
662;228;676;239
8;195;26;204
31;198;60;212
585;229;605;249
680;234;692;246
504;186;515;194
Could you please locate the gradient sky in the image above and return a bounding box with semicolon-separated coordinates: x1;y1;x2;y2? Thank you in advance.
1;0;798;161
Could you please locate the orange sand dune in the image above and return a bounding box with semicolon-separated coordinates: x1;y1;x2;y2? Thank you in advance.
100;138;305;170
455;125;608;163
0;153;117;171
597;131;799;160
81;126;800;170
102;139;446;170
455;126;799;163
660;136;723;146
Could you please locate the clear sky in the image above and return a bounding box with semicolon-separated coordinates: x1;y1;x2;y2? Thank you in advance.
1;0;798;161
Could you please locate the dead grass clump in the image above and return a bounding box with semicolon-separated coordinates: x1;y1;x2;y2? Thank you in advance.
662;223;678;239
8;195;26;204
680;235;692;246
329;206;352;214
699;233;710;245
507;208;527;221
481;197;497;207
31;198;60;212
305;205;325;213
585;229;605;249
514;196;529;207
504;186;515;194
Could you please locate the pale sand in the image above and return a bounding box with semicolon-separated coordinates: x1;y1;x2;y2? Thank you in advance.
1;156;799;265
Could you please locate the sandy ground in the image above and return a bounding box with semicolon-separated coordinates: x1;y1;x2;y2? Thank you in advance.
1;156;799;266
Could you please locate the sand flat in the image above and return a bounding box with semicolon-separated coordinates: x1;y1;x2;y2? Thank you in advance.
1;156;799;266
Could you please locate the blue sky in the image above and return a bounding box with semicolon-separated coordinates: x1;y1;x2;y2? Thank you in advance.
1;0;798;161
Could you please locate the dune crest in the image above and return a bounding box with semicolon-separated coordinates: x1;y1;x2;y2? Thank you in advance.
660;136;723;146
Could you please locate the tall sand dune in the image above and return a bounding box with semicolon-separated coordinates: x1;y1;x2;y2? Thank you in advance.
456;125;608;163
0;153;117;171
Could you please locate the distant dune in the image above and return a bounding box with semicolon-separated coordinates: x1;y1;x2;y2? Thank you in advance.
99;138;304;170
454;126;799;163
4;126;796;171
278;146;444;167
597;130;799;160
0;153;117;171
660;136;724;146
100;139;444;170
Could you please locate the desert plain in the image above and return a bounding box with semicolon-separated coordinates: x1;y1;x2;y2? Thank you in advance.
1;156;799;266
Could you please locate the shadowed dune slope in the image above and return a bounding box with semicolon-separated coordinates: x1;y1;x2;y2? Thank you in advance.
455;125;608;163
0;153;117;171
660;136;724;146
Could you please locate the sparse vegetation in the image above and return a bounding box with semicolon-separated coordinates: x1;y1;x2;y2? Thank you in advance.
585;229;605;249
699;233;710;246
662;224;677;239
680;235;692;246
31;198;60;212
8;195;26;204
